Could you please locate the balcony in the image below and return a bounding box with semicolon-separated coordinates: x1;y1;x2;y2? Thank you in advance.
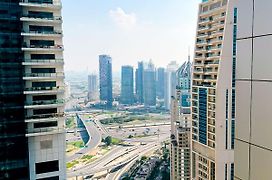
24;86;65;94
26;127;65;137
22;44;64;51
20;0;62;9
21;30;62;37
23;72;64;80
25;112;64;122
23;59;64;66
20;14;62;23
24;99;65;109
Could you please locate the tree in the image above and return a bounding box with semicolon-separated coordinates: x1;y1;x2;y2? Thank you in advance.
104;136;112;146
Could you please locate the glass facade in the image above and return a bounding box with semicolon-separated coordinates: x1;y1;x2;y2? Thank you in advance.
0;0;29;179
199;88;207;145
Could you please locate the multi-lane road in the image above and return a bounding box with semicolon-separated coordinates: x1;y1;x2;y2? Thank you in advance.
66;111;170;179
66;115;102;162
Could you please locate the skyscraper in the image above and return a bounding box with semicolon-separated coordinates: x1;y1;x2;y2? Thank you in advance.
0;0;66;179
234;1;272;179
165;61;179;110
88;74;98;101
191;0;234;179
136;61;144;104
143;61;156;107
170;60;192;180
99;55;113;108
121;65;134;105
156;67;165;99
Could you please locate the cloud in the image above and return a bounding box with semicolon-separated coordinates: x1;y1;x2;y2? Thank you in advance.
109;8;137;30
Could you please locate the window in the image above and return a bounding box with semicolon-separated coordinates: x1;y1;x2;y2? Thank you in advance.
36;160;59;174
31;68;56;73
34;121;57;128
31;54;55;60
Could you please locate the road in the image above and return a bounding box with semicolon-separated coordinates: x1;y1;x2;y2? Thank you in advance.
68;142;160;178
66;115;102;162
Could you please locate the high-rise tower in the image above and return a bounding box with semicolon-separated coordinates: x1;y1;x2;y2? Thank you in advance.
170;60;192;180
88;74;98;101
136;61;144;104
121;65;134;105
99;55;113;108
191;0;235;179
10;0;66;179
21;0;66;179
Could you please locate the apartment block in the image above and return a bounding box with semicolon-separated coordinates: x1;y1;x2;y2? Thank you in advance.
20;0;66;179
191;0;235;179
170;61;192;180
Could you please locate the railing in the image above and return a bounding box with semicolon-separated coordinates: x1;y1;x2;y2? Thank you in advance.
25;112;64;120
24;86;64;91
24;72;64;77
25;99;65;106
26;127;65;134
24;59;64;63
22;44;64;49
21;14;62;21
22;30;62;35
20;0;62;6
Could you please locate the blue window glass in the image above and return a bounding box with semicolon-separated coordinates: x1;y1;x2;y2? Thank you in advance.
199;88;207;145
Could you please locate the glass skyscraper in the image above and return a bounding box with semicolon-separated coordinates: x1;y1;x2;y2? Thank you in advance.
136;61;144;104
121;65;134;105
143;61;156;107
99;55;113;108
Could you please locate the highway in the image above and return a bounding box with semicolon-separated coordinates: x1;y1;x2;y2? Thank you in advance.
67;142;161;178
65;110;170;179
66;115;102;162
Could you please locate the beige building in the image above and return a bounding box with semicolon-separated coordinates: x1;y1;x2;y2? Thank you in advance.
191;0;236;179
170;61;192;180
21;0;66;179
235;0;272;180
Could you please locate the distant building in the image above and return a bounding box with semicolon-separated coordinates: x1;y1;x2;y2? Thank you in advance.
156;67;165;99
64;82;71;100
164;61;179;109
143;61;156;107
99;55;113;107
170;60;192;180
136;61;144;104
88;74;98;101
121;66;134;105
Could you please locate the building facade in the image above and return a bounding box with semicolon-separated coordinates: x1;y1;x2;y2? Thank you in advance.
121;65;134;105
143;61;156;107
7;0;67;179
88;74;98;101
136;61;144;104
234;1;272;180
99;55;113;108
0;0;30;179
156;67;165;99
165;61;179;110
191;0;235;179
170;61;192;180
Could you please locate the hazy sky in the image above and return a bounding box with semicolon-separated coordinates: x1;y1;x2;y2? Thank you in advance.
62;0;200;72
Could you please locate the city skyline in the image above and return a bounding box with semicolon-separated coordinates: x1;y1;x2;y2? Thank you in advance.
62;0;199;72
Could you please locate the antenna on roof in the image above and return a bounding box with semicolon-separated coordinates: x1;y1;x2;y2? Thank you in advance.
188;46;191;62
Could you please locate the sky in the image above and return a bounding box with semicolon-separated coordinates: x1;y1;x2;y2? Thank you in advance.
62;0;200;73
